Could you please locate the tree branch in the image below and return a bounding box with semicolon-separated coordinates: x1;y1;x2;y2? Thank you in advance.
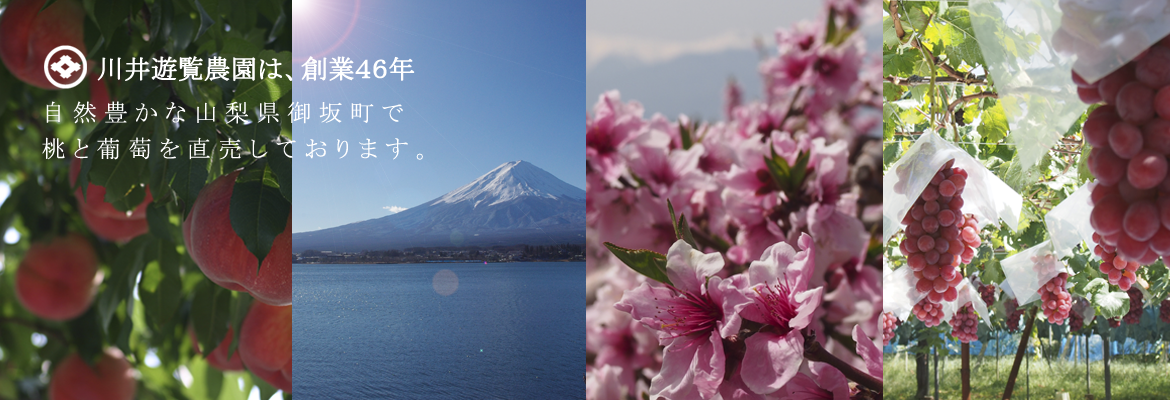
803;329;883;393
889;0;906;41
0;317;68;345
890;4;981;85
947;91;998;115
885;75;987;86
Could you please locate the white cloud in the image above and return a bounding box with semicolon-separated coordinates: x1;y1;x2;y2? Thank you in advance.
587;31;756;70
383;206;407;214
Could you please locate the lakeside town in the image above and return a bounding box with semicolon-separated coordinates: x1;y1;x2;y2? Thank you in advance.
293;243;585;264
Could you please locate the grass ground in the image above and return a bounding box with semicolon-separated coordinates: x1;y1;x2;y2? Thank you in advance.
883;354;1170;399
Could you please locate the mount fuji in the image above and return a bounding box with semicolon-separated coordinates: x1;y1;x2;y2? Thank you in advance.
291;161;585;252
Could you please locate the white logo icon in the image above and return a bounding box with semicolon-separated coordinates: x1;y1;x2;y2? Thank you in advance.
51;55;81;79
43;45;87;89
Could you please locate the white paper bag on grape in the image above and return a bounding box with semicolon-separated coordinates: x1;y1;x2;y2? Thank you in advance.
1053;0;1170;82
884;262;926;321
969;0;1170;174
966;0;1091;174
883;131;1024;242
1071;296;1096;325
1044;182;1097;258
1000;278;1017;301
1001;240;1073;306
948;278;993;328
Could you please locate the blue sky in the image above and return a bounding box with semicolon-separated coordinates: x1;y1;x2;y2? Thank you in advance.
587;0;880;118
292;0;583;233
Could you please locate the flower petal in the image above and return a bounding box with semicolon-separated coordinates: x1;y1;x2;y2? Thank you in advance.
586;365;627;400
741;329;804;395
614;282;677;340
853;325;883;379
708;276;752;338
809;361;851;400
718;370;770;400
747;243;795;287
666;240;724;294
788;287;823;331
650;330;726;400
783;372;831;400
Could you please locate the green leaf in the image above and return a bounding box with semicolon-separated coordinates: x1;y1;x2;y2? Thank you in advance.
236;120;281;145
39;0;59;12
1096;291;1130;319
140;241;183;330
231;50;292;105
191;0;216;41
92;0;129;45
87;121;151;212
191;281;233;356
1085;278;1131;318
603;242;671;285
764;149;810;194
666;200;698;249
227;292;253;359
981;258;1005;285
229;0;258;32
168;119;213;213
174;77;205;111
185;357;224;400
977;102;1009;143
147;119;172;201
679;121;694;150
230;159;290;270
882;17;901;48
66;307;105;365
75;123;113;199
169;5;196;53
97;236;149;332
266;140;292;202
114;299;135;355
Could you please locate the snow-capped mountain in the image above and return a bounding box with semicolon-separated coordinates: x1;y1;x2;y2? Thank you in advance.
435;160;585;207
291;161;584;252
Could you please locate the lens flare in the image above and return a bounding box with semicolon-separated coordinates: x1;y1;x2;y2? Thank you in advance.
292;0;362;63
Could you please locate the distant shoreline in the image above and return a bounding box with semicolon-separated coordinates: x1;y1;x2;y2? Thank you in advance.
294;243;584;264
294;259;583;265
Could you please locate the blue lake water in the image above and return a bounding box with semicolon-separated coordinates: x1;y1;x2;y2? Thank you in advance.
292;263;584;398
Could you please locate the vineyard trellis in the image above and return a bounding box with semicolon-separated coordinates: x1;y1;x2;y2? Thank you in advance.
883;0;1170;399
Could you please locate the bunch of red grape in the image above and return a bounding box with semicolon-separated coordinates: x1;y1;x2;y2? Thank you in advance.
1123;287;1144;325
1160;299;1170;324
912;299;946;327
1079;37;1170;280
900;160;981;307
1093;231;1142;290
1108;317;1121;328
950;303;979;343
882;312;899;346
1038;272;1072;324
978;281;997;307
1069;308;1084;332
1005;298;1025;332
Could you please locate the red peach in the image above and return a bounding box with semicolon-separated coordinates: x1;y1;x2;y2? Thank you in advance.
183;171;291;306
14;234;100;321
239;302;291;393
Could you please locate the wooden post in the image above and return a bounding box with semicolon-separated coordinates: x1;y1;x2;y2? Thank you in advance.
1085;334;1090;397
1104;326;1111;400
1002;307;1038;400
916;351;929;399
962;343;971;400
934;347;940;400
